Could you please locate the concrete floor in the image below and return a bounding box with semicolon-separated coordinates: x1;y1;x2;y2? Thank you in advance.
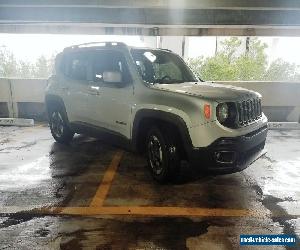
0;124;299;250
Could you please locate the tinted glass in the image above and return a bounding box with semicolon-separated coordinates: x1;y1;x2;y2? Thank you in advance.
92;50;131;84
65;52;91;81
131;49;197;84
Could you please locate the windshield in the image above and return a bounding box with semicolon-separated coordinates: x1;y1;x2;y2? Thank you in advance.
131;49;197;84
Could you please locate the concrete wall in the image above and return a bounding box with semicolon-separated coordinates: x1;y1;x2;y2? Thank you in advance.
0;79;11;117
217;81;300;122
0;78;47;120
0;78;299;122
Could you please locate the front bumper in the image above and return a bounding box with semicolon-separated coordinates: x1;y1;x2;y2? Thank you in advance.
188;125;268;174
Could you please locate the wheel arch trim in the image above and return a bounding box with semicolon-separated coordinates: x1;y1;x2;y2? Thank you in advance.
131;109;193;154
45;94;69;123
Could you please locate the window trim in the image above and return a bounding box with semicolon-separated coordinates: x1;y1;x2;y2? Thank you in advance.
91;49;133;88
130;48;198;84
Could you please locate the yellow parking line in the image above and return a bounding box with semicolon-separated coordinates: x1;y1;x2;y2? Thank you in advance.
22;124;44;132
29;124;44;129
89;150;123;207
3;206;298;219
38;206;260;218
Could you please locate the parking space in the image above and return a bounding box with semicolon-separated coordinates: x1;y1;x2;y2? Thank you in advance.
0;125;299;249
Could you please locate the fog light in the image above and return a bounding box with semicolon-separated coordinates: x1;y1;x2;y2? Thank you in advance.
215;151;236;164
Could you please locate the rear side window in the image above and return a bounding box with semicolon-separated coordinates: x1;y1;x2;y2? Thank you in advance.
64;52;91;81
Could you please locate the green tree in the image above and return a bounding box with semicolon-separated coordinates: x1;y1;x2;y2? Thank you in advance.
265;59;300;81
187;37;300;82
234;38;268;80
32;55;51;78
0;46;18;77
197;54;237;81
220;37;242;62
18;60;34;78
187;56;205;79
0;46;55;78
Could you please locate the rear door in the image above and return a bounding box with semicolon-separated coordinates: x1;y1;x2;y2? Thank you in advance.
59;51;93;123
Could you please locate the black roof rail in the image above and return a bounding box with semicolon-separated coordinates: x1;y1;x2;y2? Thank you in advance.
160;48;173;52
63;42;127;52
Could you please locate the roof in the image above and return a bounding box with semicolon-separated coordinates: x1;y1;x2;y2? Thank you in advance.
63;41;172;53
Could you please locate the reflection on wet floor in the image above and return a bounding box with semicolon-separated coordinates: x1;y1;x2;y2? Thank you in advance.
0;156;51;190
0;126;299;249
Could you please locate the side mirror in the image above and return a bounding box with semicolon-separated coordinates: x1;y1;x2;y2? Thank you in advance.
103;71;122;83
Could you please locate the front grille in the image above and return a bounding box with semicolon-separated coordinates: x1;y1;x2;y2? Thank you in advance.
237;98;262;126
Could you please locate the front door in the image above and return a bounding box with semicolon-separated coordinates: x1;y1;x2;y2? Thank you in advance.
88;49;134;138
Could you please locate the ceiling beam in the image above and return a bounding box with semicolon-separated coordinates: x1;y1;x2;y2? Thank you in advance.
1;24;300;36
0;1;300;35
1;7;300;26
1;0;300;10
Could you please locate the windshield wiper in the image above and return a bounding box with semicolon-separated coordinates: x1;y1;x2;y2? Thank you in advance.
153;79;185;84
171;80;185;84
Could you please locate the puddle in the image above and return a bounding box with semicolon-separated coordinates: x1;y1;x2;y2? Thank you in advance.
262;159;300;198
0;156;51;190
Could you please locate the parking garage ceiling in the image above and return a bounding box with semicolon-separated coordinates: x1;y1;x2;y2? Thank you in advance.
1;0;300;36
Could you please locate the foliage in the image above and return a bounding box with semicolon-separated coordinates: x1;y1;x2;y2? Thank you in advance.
1;38;300;81
0;46;54;78
0;46;18;77
187;37;300;82
265;59;300;81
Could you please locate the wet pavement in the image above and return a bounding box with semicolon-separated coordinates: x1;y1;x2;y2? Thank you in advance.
0;124;299;249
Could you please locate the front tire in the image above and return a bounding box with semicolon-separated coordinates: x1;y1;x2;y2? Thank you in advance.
146;126;181;183
49;107;74;144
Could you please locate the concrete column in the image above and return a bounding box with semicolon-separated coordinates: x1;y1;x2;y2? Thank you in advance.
160;36;185;56
8;79;18;118
0;79;13;117
140;36;157;48
157;36;163;48
182;36;191;60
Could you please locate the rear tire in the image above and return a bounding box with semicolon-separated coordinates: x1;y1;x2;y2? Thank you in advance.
146;126;181;183
49;106;74;144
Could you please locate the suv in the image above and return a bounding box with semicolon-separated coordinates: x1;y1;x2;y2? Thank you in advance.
46;42;268;183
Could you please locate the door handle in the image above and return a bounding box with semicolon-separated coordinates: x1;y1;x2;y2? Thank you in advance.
90;86;100;91
88;91;99;95
88;85;100;95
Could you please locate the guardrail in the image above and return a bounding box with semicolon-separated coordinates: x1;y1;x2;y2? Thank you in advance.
0;78;299;122
0;78;47;120
216;81;300;122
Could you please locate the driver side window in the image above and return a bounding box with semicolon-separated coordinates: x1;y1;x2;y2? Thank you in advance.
64;52;92;82
92;50;131;85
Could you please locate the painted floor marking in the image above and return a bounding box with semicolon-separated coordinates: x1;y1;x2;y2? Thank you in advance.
40;206;259;217
0;149;265;218
2;206;299;219
89;150;123;207
0;141;287;219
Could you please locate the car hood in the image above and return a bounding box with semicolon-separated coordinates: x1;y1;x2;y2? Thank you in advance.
153;81;260;102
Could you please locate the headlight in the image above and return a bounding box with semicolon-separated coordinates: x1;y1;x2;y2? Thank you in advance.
216;103;229;123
